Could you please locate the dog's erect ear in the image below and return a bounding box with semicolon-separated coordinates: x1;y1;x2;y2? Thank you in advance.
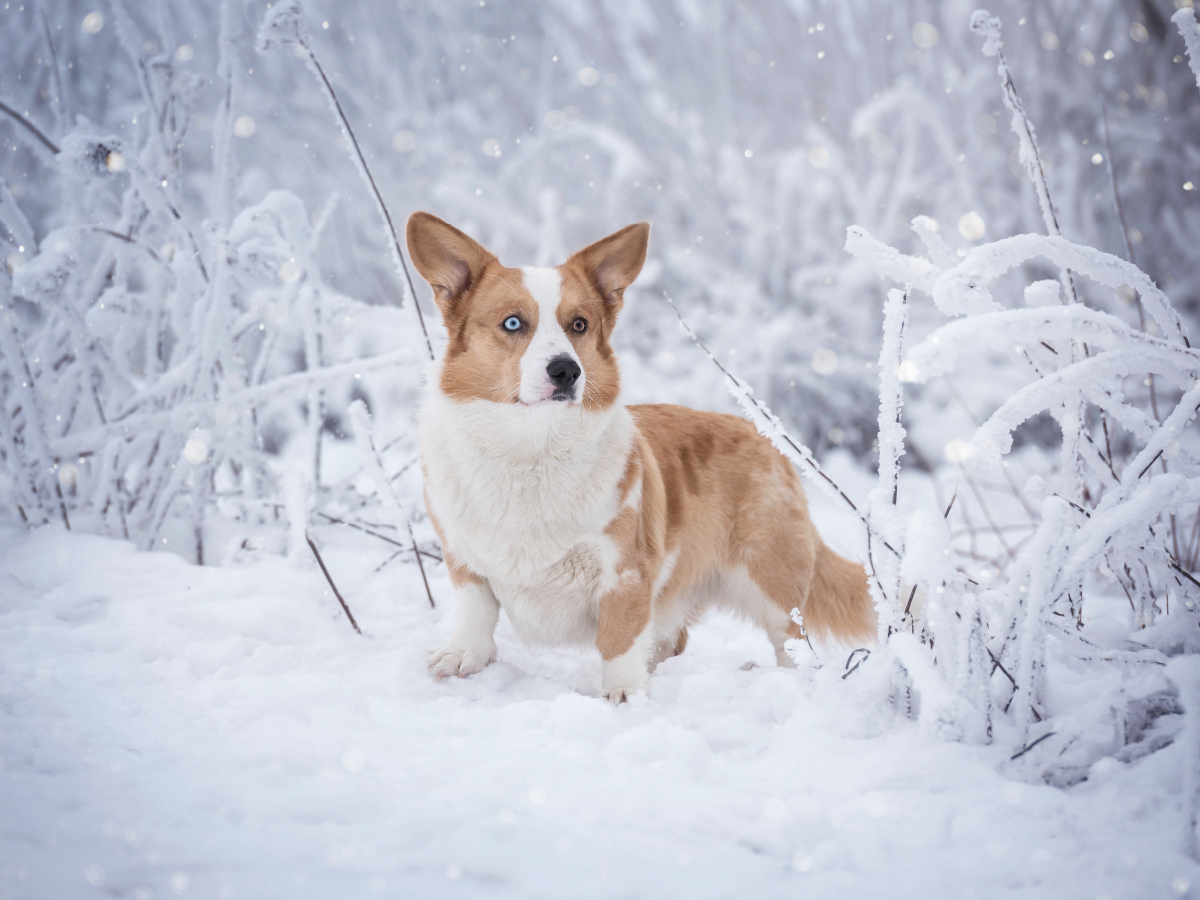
406;212;497;314
567;222;650;308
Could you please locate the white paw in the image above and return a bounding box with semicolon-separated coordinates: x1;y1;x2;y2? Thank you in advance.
428;642;496;680
599;681;647;704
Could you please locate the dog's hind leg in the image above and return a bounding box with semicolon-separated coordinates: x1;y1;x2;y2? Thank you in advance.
648;626;689;671
738;505;874;653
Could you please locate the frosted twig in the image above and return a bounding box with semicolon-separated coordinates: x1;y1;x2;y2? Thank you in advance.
1174;8;1200;94
870;288;909;634
969;10;1077;305
0;99;59;154
305;531;361;634
50;349;412;456
348;400;436;608
876;289;909;509
1100;103;1162;429
1170;558;1200;592
1009;731;1055;760
39;9;67;133
257;0;434;361
971;11;1088;511
0;298;68;528
315;511;404;549
1100;106;1136;269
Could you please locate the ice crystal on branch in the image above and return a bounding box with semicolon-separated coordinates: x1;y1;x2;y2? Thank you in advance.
256;0;310;53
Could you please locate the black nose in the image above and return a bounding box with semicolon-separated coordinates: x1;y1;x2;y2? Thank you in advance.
546;354;582;395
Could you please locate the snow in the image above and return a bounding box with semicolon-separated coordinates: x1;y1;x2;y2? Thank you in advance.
2;518;1197;900
3;1;1200;895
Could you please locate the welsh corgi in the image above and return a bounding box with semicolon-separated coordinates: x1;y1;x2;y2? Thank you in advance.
407;212;875;702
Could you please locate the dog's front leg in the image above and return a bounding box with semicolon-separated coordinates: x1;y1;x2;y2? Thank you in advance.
596;577;653;703
429;576;500;680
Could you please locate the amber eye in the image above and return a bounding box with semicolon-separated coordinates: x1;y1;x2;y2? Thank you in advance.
571;317;587;334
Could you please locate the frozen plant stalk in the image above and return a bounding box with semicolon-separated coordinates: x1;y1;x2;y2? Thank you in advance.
257;0;434;360
969;10;1068;249
869;288;909;639
970;8;1088;505
348;401;435;608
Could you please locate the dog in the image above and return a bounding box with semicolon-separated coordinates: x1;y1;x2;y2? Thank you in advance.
407;212;875;702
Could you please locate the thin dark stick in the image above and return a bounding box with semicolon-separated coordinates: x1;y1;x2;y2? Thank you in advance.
374;545;442;574
0;98;60;154
943;486;958;519
316;510;405;548
1137;449;1164;480
305;530;362;634
987;648;1017;688
903;585;918;616
299;40;434;361
408;520;436;609
374;548;404;573
959;465;1017;561
40;10;67;130
1100;104;1136;267
1010;731;1056;760
91;227;164;264
1102;103;1163;425
1169;558;1200;592
841;648;871;679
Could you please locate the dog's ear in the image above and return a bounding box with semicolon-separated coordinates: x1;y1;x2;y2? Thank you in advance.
566;222;650;309
406;212;497;315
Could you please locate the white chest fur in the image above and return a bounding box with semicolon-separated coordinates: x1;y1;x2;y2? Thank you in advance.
419;388;635;645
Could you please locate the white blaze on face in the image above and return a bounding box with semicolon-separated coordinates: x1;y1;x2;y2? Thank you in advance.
518;266;585;404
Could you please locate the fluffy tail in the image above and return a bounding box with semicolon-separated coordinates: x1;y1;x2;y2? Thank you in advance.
803;542;876;646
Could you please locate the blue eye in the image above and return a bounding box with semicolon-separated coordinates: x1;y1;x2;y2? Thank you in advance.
503;316;522;332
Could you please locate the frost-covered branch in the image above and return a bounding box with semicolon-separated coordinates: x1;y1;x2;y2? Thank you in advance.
256;0;434;361
1174;8;1200;94
968;11;1071;292
348;400;435;609
870;288;909;635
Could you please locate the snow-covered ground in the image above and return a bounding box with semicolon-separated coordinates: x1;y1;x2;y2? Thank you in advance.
2;491;1195;900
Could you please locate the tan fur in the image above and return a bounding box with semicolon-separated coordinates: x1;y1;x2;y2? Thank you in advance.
407;212;628;409
629;405;875;651
596;435;668;659
410;212;874;695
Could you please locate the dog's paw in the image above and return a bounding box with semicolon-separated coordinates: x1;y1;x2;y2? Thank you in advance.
599;683;647;705
428;643;496;680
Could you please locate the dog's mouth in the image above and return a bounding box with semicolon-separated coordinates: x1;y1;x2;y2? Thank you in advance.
518;381;579;405
519;393;578;406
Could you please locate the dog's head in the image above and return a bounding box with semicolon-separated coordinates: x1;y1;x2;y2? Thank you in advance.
406;212;649;412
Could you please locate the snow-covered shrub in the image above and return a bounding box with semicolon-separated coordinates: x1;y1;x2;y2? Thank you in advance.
9;1;1199;472
835;10;1200;782
0;5;424;562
